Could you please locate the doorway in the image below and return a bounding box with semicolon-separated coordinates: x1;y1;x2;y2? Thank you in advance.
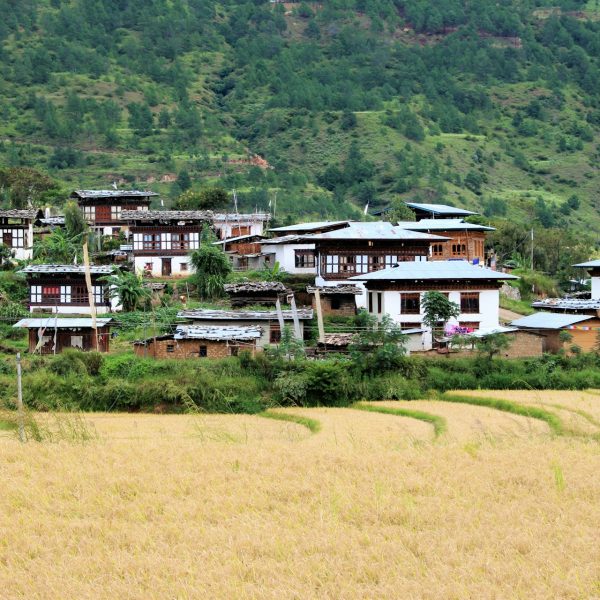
161;258;172;277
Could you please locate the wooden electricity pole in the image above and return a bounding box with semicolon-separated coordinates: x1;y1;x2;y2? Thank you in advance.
16;353;25;443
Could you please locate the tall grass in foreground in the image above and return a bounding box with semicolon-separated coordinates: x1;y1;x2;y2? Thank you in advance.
259;410;322;433
352;402;447;438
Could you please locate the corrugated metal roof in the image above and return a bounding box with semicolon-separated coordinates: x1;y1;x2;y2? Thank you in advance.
574;259;600;268
396;219;495;232
511;313;592;329
349;261;517;281
39;216;65;226
20;264;114;275
465;326;519;338
261;235;313;245
213;234;266;245
121;210;213;221
174;325;262;341
72;190;158;199
532;298;600;310
177;308;314;320
269;220;349;233
405;202;477;216
13;318;112;329
308;221;448;241
212;213;270;222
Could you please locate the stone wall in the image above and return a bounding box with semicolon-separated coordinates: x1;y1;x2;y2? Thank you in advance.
134;338;255;359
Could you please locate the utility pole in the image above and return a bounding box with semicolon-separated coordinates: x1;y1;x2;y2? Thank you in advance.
530;228;534;271
16;353;25;443
314;288;325;344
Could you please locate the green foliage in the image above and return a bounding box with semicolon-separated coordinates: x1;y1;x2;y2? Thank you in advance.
64;201;87;239
175;187;229;210
189;238;232;300
101;269;149;312
474;333;514;363
32;227;83;263
421;291;460;330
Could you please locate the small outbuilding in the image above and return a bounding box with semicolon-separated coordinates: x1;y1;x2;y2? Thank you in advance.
13;318;112;354
134;325;262;359
307;284;361;316
223;281;290;307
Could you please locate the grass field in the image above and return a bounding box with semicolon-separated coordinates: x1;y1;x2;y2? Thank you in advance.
1;393;599;599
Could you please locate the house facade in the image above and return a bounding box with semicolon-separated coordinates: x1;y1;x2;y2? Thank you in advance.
21;264;118;315
212;213;270;240
72;189;156;236
574;259;600;299
177;308;314;347
14;317;112;354
350;261;516;351
0;209;41;261
134;325;262;359
260;235;316;275
306;284;361;316
213;234;265;271
121;210;212;277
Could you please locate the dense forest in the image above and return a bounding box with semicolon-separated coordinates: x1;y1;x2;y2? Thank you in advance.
0;0;599;281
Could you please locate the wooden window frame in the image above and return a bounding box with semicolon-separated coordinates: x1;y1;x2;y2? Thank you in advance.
400;293;420;315
460;292;480;314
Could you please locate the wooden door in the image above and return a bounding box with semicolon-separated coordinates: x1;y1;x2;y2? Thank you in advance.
161;258;172;276
3;232;12;247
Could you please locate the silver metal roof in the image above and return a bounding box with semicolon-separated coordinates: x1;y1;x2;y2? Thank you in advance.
72;190;158;199
20;264;114;275
261;235;313;245
574;259;600;268
511;313;593;330
396;218;494;232
213;234;266;245
349;261;517;281
121;210;213;221
173;325;262;341
13;318;112;329
405;202;477;216
308;221;448;241
177;308;314;321
212;213;270;222
39;216;66;226
269;220;349;233
531;298;600;310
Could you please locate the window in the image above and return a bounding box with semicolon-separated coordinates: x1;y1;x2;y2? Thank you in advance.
166;344;175;353
400;322;420;330
229;345;239;357
432;243;444;257
330;297;341;310
142;233;161;250
452;243;467;256
460;322;479;331
400;293;420;314
232;226;250;237
42;286;60;302
171;232;190;251
339;255;355;273
294;250;315;268
368;255;384;272
180;262;188;272
368;292;382;314
461;292;480;314
71;285;88;304
83;206;95;222
144;263;153;273
95;206;111;222
270;323;281;343
110;205;122;221
199;345;208;357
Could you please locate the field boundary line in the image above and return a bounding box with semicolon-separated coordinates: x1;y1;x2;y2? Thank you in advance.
259;410;322;433
351;402;447;439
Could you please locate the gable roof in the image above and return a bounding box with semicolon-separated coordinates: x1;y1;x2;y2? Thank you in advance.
405;202;477;217
511;312;593;330
14;318;112;329
574;259;600;269
20;264;114;275
349;261;517;282
177;308;314;321
0;209;43;220
308;221;448;241
121;209;213;222
395;218;495;232
269;220;349;234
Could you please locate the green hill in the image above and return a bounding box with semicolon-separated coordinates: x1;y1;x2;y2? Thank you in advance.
0;0;599;276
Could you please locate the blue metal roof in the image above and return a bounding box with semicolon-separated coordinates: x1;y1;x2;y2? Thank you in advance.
511;313;592;330
405;202;477;216
396;219;495;232
574;259;600;268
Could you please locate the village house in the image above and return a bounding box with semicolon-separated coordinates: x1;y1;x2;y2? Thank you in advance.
306;284;361;316
121;209;212;277
14;317;112;354
260;234;316;275
72;189;157;236
395;219;493;265
0;209;42;261
177;308;314;347
213;234;266;271
134;325;263;359
212;213;270;240
403;201;478;221
350;260;516;351
574;259;600;299
511;312;600;353
21;264;118;315
223;281;291;307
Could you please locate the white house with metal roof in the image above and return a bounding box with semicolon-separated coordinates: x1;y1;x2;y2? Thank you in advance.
0;209;42;261
404;202;477;220
350;261;517;350
212;213;270;240
574;259;600;300
260;234;317;275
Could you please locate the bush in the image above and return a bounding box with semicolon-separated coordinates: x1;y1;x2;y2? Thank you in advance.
48;350;88;377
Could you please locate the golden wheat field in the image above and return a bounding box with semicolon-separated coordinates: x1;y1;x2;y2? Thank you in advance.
1;393;600;600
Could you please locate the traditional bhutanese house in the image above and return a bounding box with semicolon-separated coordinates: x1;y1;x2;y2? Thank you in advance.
223;281;290;307
177;308;314;347
395;219;494;265
72;189;157;236
0;209;42;261
213;234;266;271
574;259;600;299
312;222;449;308
349;261;517;351
133;325;262;359
121;209;212;277
212;213;270;240
404;201;477;221
306;284;362;316
20;264;118;315
511;312;600;353
13;317;112;354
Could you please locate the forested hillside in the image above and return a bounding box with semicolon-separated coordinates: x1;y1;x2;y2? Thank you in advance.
0;0;599;275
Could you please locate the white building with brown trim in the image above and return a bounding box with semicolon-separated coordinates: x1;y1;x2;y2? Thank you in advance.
350;261;517;350
212;213;270;240
0;209;42;260
121;210;212;277
574;259;600;300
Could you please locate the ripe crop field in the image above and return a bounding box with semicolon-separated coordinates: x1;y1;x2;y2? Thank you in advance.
1;394;599;599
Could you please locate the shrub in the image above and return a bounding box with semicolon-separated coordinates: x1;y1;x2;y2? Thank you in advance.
49;350;88;377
